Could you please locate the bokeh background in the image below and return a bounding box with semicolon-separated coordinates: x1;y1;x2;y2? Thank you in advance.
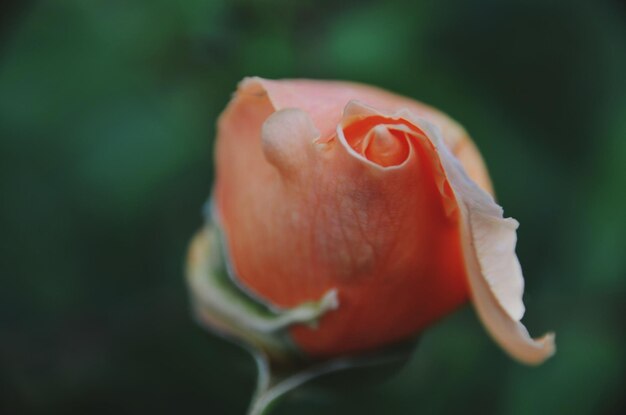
1;0;625;414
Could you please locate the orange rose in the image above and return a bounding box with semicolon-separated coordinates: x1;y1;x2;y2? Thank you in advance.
187;77;554;368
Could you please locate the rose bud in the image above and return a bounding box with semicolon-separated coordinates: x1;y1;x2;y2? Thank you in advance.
186;77;555;410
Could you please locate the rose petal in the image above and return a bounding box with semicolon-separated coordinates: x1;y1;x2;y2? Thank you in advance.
401;114;556;364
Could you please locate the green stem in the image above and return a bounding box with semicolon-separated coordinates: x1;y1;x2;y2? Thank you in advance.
247;341;417;415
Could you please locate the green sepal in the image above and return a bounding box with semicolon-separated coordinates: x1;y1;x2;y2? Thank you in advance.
186;223;338;363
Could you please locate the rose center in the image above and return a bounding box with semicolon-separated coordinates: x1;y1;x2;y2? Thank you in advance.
343;120;410;167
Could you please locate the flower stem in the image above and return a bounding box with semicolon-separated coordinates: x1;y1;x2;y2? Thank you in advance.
247;341;417;415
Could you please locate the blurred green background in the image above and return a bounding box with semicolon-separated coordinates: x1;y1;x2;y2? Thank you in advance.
1;0;625;413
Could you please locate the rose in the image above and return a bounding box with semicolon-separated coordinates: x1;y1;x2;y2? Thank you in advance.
187;77;556;412
187;77;554;368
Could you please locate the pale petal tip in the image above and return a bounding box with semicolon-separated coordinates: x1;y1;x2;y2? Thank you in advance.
516;331;556;366
237;77;271;99
535;331;556;359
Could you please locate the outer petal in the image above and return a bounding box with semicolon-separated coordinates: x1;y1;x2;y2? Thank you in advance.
402;115;556;364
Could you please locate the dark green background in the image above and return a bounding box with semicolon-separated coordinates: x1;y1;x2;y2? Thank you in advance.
1;0;625;414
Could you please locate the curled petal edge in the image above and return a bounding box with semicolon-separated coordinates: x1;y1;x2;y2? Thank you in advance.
407;114;556;365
